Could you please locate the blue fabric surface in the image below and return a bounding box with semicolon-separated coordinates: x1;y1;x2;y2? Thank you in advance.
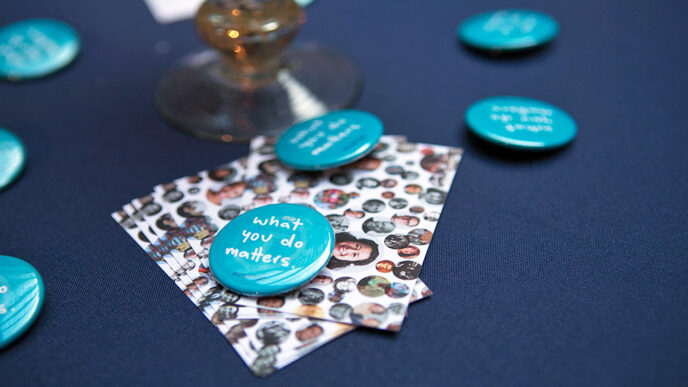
1;0;687;385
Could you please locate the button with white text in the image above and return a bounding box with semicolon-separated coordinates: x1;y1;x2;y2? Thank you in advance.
0;127;26;190
0;19;80;80
465;96;577;150
275;110;383;170
458;10;558;52
0;255;45;350
209;204;334;296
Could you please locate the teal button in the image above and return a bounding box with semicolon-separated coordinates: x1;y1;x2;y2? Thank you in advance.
465;96;577;150
275;110;383;170
0;255;44;350
295;0;316;6
458;9;558;52
0;127;26;190
209;204;334;296
0;19;80;80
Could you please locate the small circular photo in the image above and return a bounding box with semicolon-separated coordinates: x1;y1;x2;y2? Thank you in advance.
385;165;404;175
298;288;325;305
326;214;350;231
258;159;281;175
343;208;365;218
375;260;395;273
329;172;352;186
163;189;184;203
397;142;416;153
177;200;205;218
309;275;333;286
188;187;200;194
407;228;433;245
257;296;285;309
357;275;391;297
420;153;450;174
401;171;419;180
423;188;447;205
362;217;396;236
391;214;420;227
208;166;237;182
333;277;357;293
247;174;276;195
290;188;309;200
381;191;395;199
380;178;397;188
389;198;408;209
362;199;386;213
352;157;382;170
327;291;343;303
387;302;407;315
314;189;350;209
424;211;440;222
328;232;381;270
384;234;410;249
288;171;322;188
155;213;177;231
252;194;273;206
220;290;241;304
385;282;410;298
141;202;162;216
256;321;291;345
350;303;389;327
397;245;421;259
295;323;324;342
211;303;239;324
329;303;353;320
207;181;248;205
356;178;380;189
218;204;241;220
409;206;425;214
404;184;422;195
392;261;422;280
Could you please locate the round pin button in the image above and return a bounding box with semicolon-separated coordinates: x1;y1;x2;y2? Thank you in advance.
0;19;80;80
295;0;316;6
458;9;558;52
209;204;334;296
0;255;45;349
275;110;383;170
0;127;26;190
465;96;577;150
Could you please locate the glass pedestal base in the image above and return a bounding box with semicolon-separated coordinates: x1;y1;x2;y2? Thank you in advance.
155;44;362;142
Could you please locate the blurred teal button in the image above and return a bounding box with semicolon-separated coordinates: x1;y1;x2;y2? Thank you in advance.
465;96;577;150
0;255;44;350
296;0;316;6
209;204;334;296
0;19;80;80
458;10;558;52
0;127;26;190
275;110;383;170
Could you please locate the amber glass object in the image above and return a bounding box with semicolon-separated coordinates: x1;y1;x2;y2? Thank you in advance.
156;0;361;142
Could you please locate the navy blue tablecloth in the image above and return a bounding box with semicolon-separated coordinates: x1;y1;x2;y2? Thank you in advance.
2;0;687;385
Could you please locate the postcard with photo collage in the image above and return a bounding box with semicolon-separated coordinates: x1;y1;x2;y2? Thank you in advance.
154;135;461;329
111;135;458;376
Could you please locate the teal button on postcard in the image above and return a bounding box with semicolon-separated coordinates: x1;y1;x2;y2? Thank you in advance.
458;9;558;52
209;204;334;296
465;96;577;150
0;255;45;350
0;19;80;80
275;110;383;170
0;127;26;190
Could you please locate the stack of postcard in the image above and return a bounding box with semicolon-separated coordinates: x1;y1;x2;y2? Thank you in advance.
111;135;463;376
